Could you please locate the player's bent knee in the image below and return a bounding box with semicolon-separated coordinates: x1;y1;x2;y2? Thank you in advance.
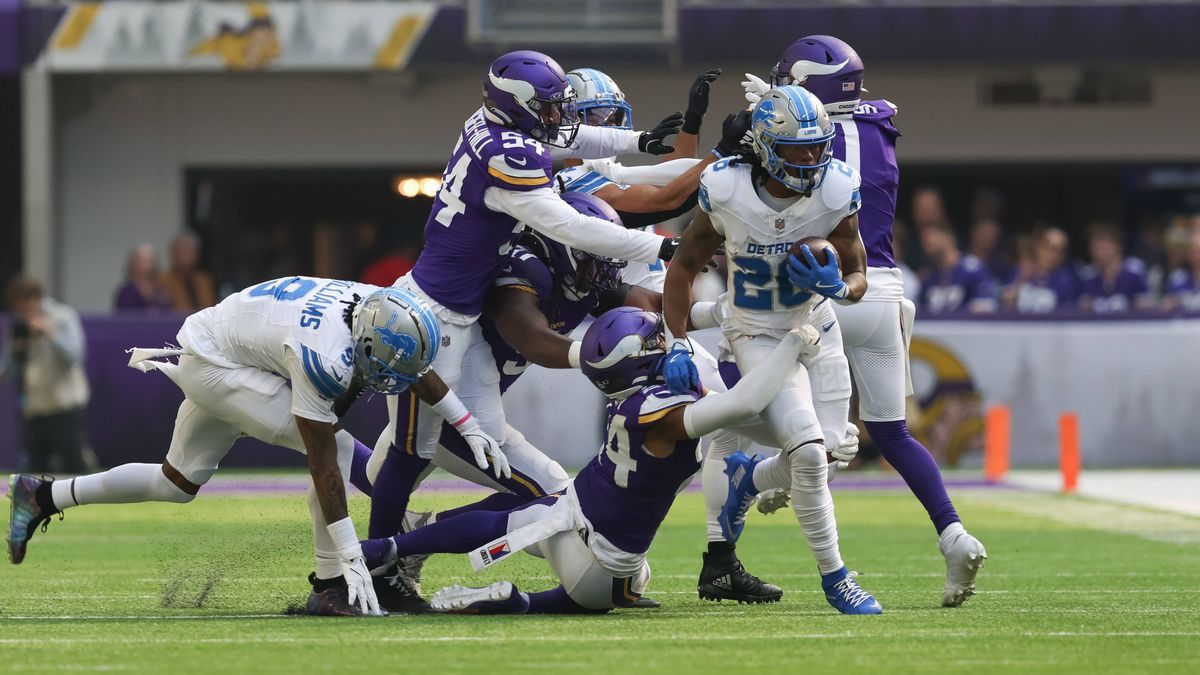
787;441;828;470
153;469;197;504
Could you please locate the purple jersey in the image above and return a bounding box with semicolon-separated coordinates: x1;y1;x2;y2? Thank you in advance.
1165;267;1200;311
1011;266;1079;314
920;254;998;314
410;108;555;316
1078;259;1150;313
573;385;702;555
830;100;900;269
481;244;604;393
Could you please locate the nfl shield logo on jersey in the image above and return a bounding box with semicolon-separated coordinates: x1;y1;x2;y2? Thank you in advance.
774;217;786;233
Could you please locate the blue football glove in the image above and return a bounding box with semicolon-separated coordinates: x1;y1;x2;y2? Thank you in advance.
661;339;700;395
787;245;848;300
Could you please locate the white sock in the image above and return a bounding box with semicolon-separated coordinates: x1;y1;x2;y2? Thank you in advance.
751;453;791;492
701;430;741;543
788;442;843;575
64;464;192;507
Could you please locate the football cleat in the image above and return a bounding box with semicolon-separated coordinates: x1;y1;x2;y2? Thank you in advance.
431;581;530;615
397;510;434;594
821;567;883;615
372;563;430;614
697;551;783;604
718;452;764;543
940;525;987;607
755;488;789;515
630;596;661;609
304;573;363;617
7;474;60;565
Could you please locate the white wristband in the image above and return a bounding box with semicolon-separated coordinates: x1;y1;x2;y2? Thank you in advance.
430;390;472;429
567;341;582;369
326;516;360;553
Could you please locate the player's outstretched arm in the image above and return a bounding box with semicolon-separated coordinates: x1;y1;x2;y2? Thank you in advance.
592;156;714;214
483;287;574;369
486;187;670;264
643;327;820;453
552;112;684;160
411;370;511;479
663;210;723;338
295;415;382;616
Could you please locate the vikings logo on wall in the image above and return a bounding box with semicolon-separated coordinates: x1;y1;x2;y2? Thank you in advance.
187;6;279;70
906;337;983;467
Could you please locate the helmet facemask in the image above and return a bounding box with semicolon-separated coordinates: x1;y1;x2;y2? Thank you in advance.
564;249;627;301
526;94;580;148
754;133;834;197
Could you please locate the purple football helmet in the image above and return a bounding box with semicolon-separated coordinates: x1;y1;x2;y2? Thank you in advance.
770;35;864;115
483;50;580;147
580;307;667;399
523;192;627;299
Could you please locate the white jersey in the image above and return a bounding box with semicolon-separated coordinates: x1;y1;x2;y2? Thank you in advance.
555;161;668;292
699;157;861;338
177;276;377;423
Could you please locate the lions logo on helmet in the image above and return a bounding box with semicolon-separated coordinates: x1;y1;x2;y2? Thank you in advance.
351;288;442;394
749;85;836;196
567;68;634;130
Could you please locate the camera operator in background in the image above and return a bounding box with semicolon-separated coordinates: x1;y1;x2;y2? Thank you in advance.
1;278;91;473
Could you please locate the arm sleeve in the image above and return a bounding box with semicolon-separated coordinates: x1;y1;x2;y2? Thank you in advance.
484;186;664;263
596;158;704;187
682;330;806;438
550;125;641;160
615;189;699;227
689;300;725;330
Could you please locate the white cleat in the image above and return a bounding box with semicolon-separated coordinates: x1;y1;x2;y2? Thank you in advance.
939;524;987;607
430;581;526;614
755;488;789;515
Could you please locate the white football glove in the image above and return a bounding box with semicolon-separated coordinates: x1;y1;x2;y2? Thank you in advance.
457;417;510;479
741;73;771;105
787;325;823;365
831;423;860;463
327;517;384;616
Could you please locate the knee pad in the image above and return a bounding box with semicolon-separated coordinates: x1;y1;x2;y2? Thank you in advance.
788;442;827;471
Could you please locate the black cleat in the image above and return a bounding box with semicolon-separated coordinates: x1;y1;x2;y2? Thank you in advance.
7;474;60;565
630;596;662;609
697;551;783;604
373;563;430;614
305;573;363;617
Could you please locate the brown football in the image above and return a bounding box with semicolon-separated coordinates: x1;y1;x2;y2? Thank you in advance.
790;236;839;267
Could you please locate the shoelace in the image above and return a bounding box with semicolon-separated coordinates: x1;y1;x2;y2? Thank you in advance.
833;572;872;607
384;568;418;596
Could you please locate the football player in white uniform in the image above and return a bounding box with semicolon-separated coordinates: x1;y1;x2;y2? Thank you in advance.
6;280;502;616
662;86;882;614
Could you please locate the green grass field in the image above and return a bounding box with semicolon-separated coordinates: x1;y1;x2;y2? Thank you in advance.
2;479;1198;674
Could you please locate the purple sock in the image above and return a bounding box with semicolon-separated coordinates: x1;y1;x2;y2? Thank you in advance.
348;439;373;497
368;449;430;539
865;420;960;534
436;492;529;522
526;586;605;614
392;510;508;558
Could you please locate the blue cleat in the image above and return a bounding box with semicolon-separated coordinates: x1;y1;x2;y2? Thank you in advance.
430;581;530;615
821;567;883;615
718;452;764;544
7;474;59;565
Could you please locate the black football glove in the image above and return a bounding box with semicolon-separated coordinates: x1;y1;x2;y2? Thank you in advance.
683;68;722;135
658;236;681;262
639;112;684;156
713;110;753;159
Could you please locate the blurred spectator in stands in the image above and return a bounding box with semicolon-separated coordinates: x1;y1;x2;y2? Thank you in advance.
361;242;418;288
163;233;216;312
1078;222;1153;314
918;223;998;314
967;218;1010;279
892;219;921;305
1164;216;1195;275
114;244;172;311
907;185;949;270
1132;217;1168;297
1163;232;1200;313
969;187;1004;225
1004;227;1078;314
1;278;91;473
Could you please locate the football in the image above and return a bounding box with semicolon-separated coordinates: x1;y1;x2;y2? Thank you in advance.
790;236;839;268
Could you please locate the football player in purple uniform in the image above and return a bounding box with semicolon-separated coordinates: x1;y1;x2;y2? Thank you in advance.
367;50;686;571
352;308;821;614
742;35;987;607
